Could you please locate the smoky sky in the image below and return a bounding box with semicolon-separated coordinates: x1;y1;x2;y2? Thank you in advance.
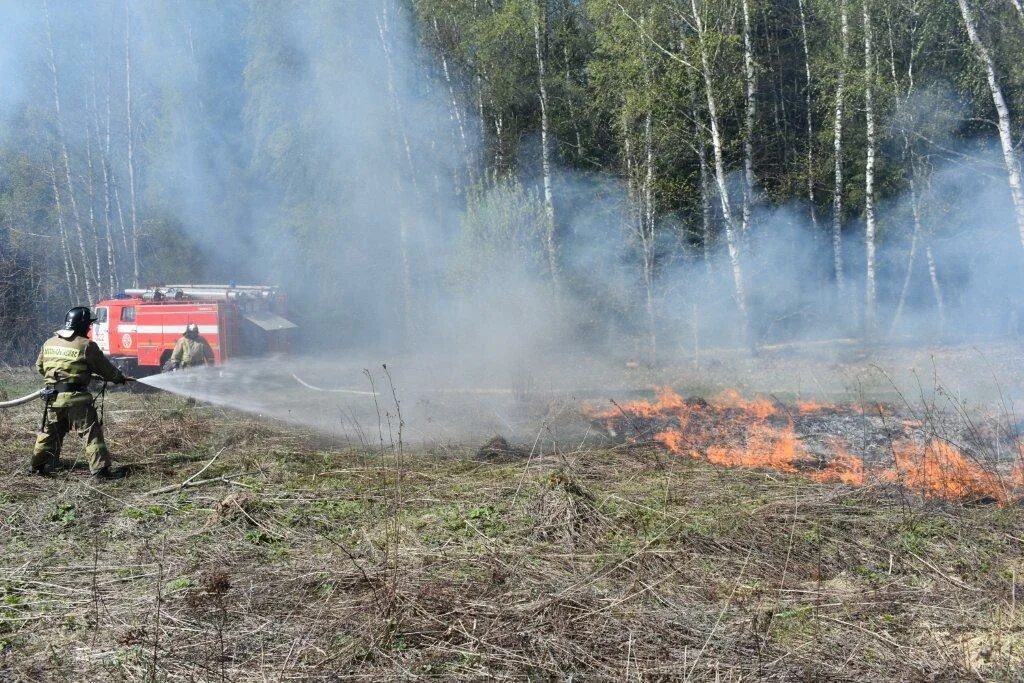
2;1;1024;361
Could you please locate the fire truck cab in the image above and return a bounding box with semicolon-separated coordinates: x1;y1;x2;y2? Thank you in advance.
92;284;296;373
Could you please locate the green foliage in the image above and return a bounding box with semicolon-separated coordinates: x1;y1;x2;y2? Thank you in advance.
451;178;547;287
50;503;76;527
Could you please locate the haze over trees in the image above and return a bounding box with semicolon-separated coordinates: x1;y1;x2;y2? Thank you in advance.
2;0;1024;363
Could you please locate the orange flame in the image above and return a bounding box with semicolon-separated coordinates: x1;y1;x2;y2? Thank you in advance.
811;440;865;486
590;388;1021;503
883;440;1006;502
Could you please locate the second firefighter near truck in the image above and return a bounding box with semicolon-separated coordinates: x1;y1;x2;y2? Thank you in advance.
166;323;215;371
33;307;133;480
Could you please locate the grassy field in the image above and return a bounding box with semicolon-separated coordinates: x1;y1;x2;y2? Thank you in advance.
1;366;1024;681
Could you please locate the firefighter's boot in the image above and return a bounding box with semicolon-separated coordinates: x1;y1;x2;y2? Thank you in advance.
92;467;127;482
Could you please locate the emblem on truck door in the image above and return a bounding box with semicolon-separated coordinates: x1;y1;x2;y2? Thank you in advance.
122;333;133;348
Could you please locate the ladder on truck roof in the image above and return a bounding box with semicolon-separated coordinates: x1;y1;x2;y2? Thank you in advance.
123;285;280;301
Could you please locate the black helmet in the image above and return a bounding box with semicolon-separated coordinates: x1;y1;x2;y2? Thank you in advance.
184;323;199;339
64;307;97;334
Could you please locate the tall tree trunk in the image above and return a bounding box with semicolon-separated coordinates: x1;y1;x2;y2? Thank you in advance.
1009;0;1024;24
433;18;472;193
85;118;104;297
113;177;130;259
563;45;584;163
863;0;878;333
889;178;921;336
377;1;415;343
643;108;657;365
48;154;77;299
624;106;656;366
832;0;849;294
957;0;1024;250
691;0;751;348
925;237;946;330
95;56;119;293
45;0;95;303
797;0;818;228
533;0;561;295
691;85;714;274
124;1;141;287
641;29;657;364
697;116;713;272
740;0;757;235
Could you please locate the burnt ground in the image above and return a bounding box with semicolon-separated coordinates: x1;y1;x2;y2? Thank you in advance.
593;396;1021;474
1;359;1024;681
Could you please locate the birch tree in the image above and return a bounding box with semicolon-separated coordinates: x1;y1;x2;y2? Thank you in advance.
377;1;416;342
48;153;78;299
93;56;119;293
433;17;473;193
797;0;818;228
956;0;1024;251
740;0;757;235
533;0;561;295
124;1;141;287
831;0;850;297
690;0;751;347
863;0;878;332
1009;0;1024;24
44;0;96;302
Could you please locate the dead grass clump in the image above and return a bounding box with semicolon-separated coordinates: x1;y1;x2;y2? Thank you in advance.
116;409;211;456
529;469;603;548
205;492;256;526
474;435;528;462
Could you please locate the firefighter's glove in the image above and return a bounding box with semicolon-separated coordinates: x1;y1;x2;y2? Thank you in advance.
115;375;128;385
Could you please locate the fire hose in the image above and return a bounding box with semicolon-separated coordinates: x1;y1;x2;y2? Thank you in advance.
0;388;45;408
0;376;136;409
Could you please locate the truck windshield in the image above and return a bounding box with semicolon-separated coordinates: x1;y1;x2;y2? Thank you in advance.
95;307;108;323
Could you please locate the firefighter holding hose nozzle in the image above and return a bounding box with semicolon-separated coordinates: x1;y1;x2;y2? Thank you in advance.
32;306;134;480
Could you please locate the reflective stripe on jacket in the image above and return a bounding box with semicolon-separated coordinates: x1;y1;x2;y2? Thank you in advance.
36;330;125;407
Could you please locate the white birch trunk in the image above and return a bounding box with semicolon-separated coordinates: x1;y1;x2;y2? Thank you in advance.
956;0;1024;250
643;68;657;364
533;1;561;295
691;0;751;347
740;0;757;235
96;60;119;293
45;0;95;303
832;0;849;293
1009;0;1024;24
124;2;141;287
376;2;414;342
564;45;584;161
693;93;713;273
48;154;78;299
863;0;878;332
797;0;818;228
925;238;945;329
888;179;921;335
85;122;104;297
113;176;130;258
434;18;472;192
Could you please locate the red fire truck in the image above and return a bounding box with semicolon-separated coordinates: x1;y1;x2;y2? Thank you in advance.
92;284;297;374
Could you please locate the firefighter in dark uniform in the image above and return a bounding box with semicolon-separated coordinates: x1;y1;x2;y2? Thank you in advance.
166;323;215;370
32;307;131;479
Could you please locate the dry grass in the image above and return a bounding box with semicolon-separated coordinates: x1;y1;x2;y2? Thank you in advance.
0;370;1023;681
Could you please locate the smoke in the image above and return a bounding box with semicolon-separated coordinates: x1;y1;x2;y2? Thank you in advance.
3;2;1024;436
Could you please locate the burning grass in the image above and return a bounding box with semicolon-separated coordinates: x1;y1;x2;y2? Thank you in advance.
589;387;1024;504
0;371;1023;680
